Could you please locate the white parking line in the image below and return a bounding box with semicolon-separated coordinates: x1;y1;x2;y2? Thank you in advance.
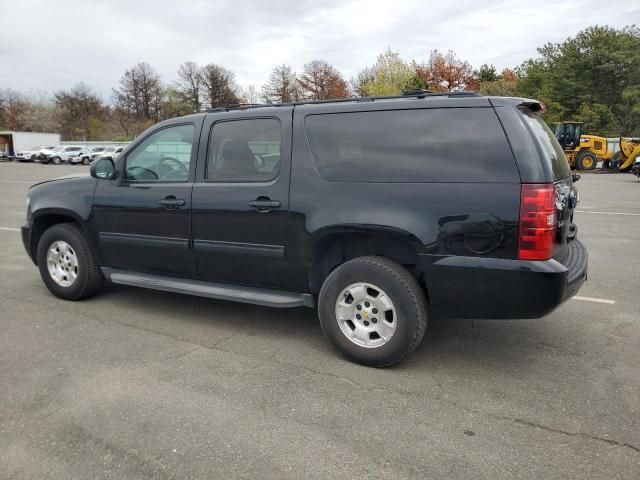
0;227;20;232
575;210;640;216
573;296;616;305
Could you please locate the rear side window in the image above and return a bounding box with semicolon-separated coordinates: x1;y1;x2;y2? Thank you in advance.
207;118;281;182
520;109;571;181
304;108;518;183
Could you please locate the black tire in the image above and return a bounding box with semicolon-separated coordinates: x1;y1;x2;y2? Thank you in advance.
51;156;61;165
82;156;90;165
36;223;104;301
603;151;621;171
576;151;597;170
318;256;427;367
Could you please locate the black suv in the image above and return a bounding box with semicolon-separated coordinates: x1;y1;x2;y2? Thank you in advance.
22;92;588;367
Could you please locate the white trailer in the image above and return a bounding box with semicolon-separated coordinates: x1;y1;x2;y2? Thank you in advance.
0;131;61;160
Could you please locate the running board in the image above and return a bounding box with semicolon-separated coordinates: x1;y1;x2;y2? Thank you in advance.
101;268;315;308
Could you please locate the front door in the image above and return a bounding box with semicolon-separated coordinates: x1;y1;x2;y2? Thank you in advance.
92;122;199;275
191;109;292;289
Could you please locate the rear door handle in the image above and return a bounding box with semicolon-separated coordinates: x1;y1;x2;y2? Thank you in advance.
249;198;281;212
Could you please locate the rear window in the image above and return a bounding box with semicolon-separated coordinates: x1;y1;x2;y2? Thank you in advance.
304;108;518;183
520;109;571;181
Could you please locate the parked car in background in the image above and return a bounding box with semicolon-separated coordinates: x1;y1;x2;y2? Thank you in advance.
42;146;83;164
85;147;106;162
95;146;125;161
38;146;64;163
69;147;98;165
15;146;51;162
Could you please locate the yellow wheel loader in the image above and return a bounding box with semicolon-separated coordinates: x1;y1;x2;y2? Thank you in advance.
553;122;612;170
554;121;640;172
608;137;640;172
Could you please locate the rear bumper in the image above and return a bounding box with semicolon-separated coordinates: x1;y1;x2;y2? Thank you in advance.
420;239;588;319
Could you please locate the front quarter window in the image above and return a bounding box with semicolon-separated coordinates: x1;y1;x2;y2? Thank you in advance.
125;124;194;182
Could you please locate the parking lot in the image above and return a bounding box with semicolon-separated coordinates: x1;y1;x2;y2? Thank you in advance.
0;162;638;479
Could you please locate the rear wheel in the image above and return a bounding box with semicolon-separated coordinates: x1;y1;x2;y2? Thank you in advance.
576;151;597;170
318;256;427;367
51;156;61;165
37;223;104;300
82;156;90;165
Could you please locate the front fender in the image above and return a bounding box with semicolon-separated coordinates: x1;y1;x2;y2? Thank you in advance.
26;176;100;263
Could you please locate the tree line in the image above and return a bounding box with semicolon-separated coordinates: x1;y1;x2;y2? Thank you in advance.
1;25;638;141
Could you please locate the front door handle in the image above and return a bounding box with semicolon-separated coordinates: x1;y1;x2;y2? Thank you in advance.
249;197;281;212
158;196;185;210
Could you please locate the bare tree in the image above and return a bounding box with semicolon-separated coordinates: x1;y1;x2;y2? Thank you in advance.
112;62;163;127
176;61;202;112
261;65;300;103
199;63;239;109
239;84;259;104
298;60;349;100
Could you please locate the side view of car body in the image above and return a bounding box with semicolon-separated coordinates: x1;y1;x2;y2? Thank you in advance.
22;92;588;366
94;146;125;161
15;146;51;162
41;146;83;164
70;147;104;165
39;146;66;164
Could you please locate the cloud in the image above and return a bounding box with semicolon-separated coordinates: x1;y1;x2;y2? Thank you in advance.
1;0;638;100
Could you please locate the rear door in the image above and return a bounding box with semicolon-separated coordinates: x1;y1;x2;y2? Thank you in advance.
191;108;292;289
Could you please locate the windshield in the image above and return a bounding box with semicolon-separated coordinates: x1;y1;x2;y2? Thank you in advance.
521;110;571;181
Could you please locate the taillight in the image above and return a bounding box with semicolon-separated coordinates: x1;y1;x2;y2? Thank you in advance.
518;184;557;260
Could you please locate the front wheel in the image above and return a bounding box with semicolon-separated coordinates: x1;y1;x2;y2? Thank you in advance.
82;156;90;165
51;156;61;165
37;223;104;300
576;151;597;170
318;256;427;367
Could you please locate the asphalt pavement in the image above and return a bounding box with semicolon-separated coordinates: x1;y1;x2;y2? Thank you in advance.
0;162;638;479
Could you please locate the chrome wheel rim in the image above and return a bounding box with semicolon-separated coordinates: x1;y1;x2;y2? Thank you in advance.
335;282;397;348
46;241;78;287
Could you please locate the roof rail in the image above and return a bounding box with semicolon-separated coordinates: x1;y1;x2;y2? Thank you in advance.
207;91;483;113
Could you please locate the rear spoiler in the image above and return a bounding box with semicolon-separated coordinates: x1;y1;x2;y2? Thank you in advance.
488;97;547;113
518;99;547;113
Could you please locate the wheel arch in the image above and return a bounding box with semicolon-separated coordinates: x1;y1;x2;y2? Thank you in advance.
29;209;100;266
307;226;426;295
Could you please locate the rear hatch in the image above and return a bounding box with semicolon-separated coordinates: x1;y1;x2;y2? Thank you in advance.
519;108;577;261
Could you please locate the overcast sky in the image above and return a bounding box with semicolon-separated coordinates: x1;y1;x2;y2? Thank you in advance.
1;0;638;101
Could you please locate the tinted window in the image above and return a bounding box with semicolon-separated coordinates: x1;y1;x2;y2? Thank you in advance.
207;119;281;182
521;110;571;181
305;108;518;183
125;124;193;182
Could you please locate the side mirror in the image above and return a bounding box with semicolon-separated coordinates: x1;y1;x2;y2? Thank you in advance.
572;172;581;183
90;158;115;179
